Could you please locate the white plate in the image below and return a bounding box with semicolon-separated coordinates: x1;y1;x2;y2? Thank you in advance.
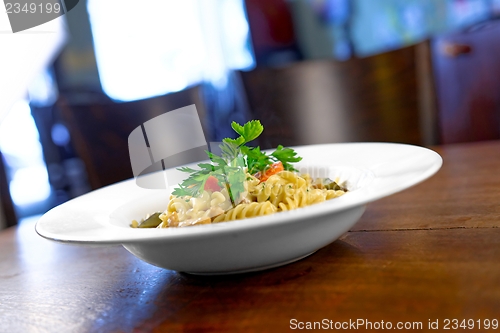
36;143;442;274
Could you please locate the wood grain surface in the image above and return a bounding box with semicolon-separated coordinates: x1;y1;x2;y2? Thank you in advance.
1;140;499;333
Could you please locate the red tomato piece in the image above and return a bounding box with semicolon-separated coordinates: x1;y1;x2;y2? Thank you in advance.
259;162;284;182
204;175;222;192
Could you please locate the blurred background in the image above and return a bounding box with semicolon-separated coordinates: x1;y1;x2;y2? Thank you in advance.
1;0;500;229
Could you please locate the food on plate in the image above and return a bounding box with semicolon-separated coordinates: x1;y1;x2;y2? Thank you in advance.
132;120;347;228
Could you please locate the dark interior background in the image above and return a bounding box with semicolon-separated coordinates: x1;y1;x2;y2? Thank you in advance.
1;0;500;228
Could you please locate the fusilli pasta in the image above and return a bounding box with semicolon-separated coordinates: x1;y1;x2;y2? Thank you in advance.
152;171;346;228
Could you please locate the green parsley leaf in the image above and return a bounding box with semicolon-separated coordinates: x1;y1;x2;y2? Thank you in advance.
206;151;227;167
223;166;246;204
177;166;199;173
222;136;245;148
231;120;263;144
171;170;209;197
219;140;241;161
271;145;302;172
171;120;302;199
242;146;270;175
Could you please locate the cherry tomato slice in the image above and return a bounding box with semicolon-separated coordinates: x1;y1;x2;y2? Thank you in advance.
204;175;222;192
259;162;284;182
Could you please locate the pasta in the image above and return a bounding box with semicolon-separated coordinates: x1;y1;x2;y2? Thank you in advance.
212;201;277;222
131;119;347;229
137;171;347;228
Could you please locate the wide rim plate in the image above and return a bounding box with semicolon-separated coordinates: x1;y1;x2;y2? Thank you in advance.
36;142;442;244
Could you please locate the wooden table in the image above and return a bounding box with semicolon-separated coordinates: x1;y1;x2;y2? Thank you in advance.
1;140;499;332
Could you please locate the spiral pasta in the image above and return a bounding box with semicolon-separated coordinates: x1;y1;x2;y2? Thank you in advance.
142;170;347;228
213;201;277;222
248;171;330;211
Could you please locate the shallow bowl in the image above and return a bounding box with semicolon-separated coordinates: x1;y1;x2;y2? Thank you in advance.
36;143;442;274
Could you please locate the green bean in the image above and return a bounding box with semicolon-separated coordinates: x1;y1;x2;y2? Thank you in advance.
138;212;162;228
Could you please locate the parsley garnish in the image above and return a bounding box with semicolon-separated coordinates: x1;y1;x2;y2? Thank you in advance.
171;120;302;203
271;145;302;171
